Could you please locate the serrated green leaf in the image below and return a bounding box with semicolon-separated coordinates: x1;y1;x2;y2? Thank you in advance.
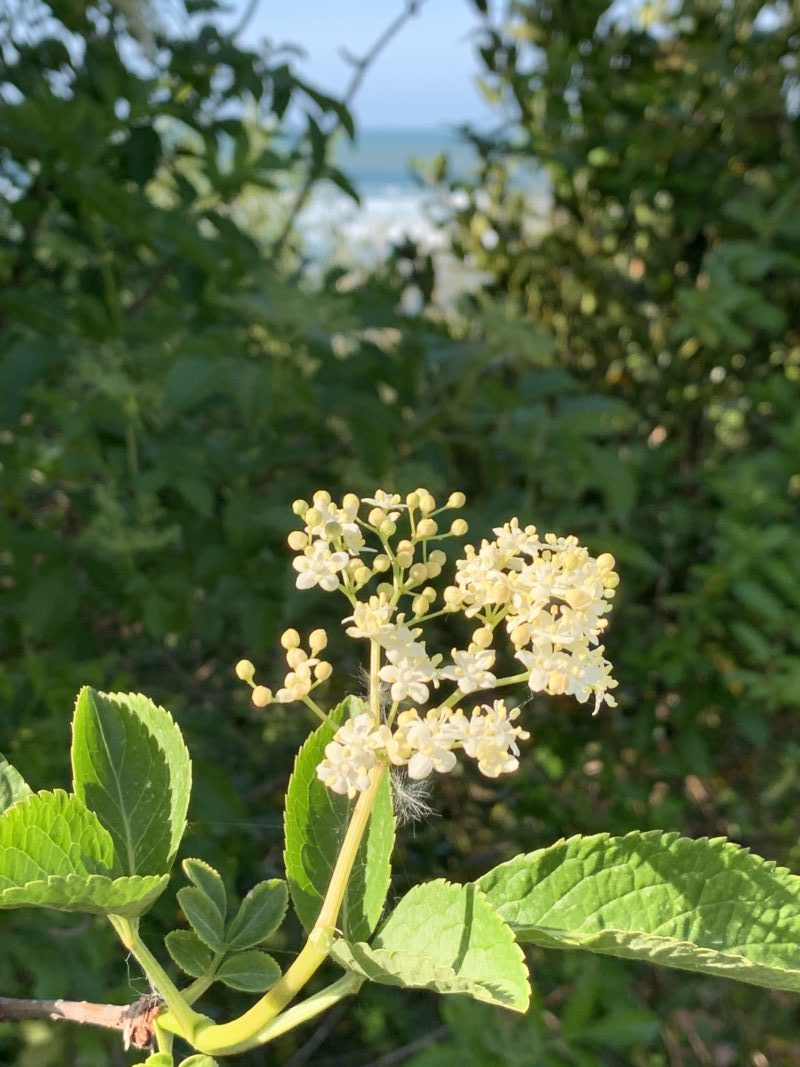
178;885;226;952
0;754;31;814
71;688;191;876
183;858;226;920
216;949;281;992
332;880;530;1012
478;831;800;993
165;929;215;978
284;697;395;941
0;790;167;916
225;878;288;950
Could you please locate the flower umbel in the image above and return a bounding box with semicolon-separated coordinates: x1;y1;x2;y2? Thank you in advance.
237;489;619;796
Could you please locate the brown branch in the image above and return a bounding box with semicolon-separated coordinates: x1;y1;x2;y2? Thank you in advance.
270;0;428;258
0;994;161;1051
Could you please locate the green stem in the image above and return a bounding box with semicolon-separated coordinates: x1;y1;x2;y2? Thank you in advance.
107;915;208;1044
193;764;388;1056
252;972;363;1044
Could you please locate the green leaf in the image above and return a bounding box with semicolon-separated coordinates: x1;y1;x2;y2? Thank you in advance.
0;790;167;917
332;880;530;1012
178;886;226;953
183;858;226;920
71;688;191;876
0;754;31;814
225;878;288;950
165;929;215;978
478;832;800;993
139;1055;173;1066
284;697;395;940
179;1056;218;1066
216;949;281;992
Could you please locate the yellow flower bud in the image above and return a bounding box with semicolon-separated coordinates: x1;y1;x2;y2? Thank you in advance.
446;491;466;508
408;562;428;586
281;628;301;649
426;561;443;579
314;661;333;682
418;491;436;514
287;530;308;551
396;550;414;568
397;539;414;553
416;518;438;538
305;507;322;528
373;554;391;573
292;499;309;517
235;659;255;683
412;594;429;616
406;491;420;510
252;685;273;707
603;573;620;589
368;507;386;526
343;492;360;510
325;520;342;540
596;552;616;573
379;518;397;538
309;628;328;653
377;581;394;598
312;489;332;507
450;518;468;536
472;627;493;649
423;586;437;602
428;550;447;566
354;565;372;585
286;647;307;669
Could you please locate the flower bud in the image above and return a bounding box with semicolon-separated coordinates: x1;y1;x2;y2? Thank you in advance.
235;659;255;683
423;586;437;602
314;661;333;682
354;565;372;585
373;554;391;573
368;507;386;527
343;492;360;510
286;647;307;669
412;594;429;616
292;499;309;517
418;491;436;514
396;550;414;568
408;562;428;586
450;518;468;536
325;520;342;540
312;489;332;507
446;491;466;509
309;628;328;653
379;518;397;538
377;581;394;598
281;628;301;649
287;530;308;551
305;507;322;528
406;491;420;510
596;552;616;574
428;550;447;566
416;518;438;538
472;627;493;649
251;685;273;707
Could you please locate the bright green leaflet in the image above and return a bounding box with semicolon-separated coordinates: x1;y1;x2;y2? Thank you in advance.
183;858;227;920
165;930;215;979
225;878;288;950
178;885;226;953
215;949;281;992
71;688;191;876
0;754;31;814
332;880;530;1012
478;831;800;993
0;790;167;917
284;696;395;940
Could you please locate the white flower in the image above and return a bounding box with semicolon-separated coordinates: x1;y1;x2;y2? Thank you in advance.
315;713;381;798
376;622;424;659
439;648;497;694
343;594;395;639
379;650;438;704
462;700;529;778
362;490;406;520
292;541;349;591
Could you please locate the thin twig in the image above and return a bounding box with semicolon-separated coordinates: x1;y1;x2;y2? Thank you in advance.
230;0;260;41
271;0;428;258
0;994;161;1050
361;1025;450;1067
283;999;351;1067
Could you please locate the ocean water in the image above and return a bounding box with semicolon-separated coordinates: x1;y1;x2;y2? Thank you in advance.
296;126;494;264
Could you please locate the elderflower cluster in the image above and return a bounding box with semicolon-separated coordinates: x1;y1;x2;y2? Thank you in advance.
237;489;620;799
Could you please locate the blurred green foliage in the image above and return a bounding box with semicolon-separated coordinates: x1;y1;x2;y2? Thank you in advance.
1;0;800;1063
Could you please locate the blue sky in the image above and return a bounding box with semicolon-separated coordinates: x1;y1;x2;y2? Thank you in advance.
232;0;493;129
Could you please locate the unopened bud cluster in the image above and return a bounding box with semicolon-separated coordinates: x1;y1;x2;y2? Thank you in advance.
237;490;619;799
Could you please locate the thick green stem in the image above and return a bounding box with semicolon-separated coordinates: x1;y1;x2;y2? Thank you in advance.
107;915;208;1044
193;763;387;1056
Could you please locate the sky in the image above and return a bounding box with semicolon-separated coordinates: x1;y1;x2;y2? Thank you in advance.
230;0;494;129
